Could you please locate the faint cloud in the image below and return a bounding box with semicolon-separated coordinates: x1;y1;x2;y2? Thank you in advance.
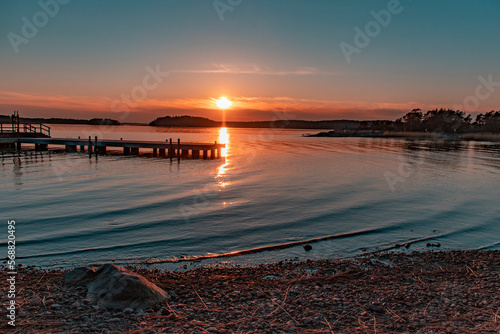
0;90;109;111
172;64;331;76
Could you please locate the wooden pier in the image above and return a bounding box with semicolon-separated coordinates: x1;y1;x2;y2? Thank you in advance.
0;136;225;159
0;112;224;159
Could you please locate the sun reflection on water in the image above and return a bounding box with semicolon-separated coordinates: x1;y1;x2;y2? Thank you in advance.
217;127;230;187
218;127;229;158
217;162;229;188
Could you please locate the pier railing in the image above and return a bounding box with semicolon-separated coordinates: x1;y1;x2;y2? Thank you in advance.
0;122;51;137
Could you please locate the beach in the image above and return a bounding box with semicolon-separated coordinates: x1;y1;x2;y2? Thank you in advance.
2;250;499;333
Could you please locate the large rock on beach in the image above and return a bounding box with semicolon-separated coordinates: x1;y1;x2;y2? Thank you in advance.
64;266;99;285
64;264;168;311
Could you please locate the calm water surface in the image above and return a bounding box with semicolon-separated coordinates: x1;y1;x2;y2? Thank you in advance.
1;125;499;269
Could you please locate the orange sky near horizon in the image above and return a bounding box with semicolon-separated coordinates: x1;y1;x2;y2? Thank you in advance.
0;89;477;123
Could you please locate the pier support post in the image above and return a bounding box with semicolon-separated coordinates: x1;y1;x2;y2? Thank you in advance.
80;145;85;152
159;148;166;157
210;148;215;159
65;145;77;153
124;147;131;155
192;150;200;159
37;143;48;151
203;150;208;160
96;146;106;154
131;147;139;155
153;148;158;157
94;136;98;156
177;138;181;161
216;148;220;158
181;149;188;158
168;138;173;160
88;136;93;156
16;141;21;151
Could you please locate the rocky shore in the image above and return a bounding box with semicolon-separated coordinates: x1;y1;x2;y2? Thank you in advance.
1;250;499;333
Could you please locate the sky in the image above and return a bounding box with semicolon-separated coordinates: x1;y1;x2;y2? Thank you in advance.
1;0;500;123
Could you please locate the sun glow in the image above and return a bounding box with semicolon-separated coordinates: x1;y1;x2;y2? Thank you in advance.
215;97;232;109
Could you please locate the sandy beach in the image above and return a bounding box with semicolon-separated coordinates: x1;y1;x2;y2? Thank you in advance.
1;250;499;333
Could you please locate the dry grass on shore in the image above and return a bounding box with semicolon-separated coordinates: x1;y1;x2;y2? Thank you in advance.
379;131;500;142
1;250;499;333
459;133;500;142
381;131;445;139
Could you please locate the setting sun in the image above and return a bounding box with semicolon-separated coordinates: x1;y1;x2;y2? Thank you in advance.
215;97;232;109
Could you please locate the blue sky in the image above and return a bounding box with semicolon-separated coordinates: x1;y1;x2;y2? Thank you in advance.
1;0;499;122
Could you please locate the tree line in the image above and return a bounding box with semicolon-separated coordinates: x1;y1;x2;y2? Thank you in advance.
357;109;500;133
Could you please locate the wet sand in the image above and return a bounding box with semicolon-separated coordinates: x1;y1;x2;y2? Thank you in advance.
1;250;499;333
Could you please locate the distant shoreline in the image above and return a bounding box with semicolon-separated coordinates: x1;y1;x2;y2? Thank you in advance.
0;115;123;126
304;130;500;142
2;113;500;141
0;114;379;130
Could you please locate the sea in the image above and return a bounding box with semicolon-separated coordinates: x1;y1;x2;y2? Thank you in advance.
1;124;499;270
